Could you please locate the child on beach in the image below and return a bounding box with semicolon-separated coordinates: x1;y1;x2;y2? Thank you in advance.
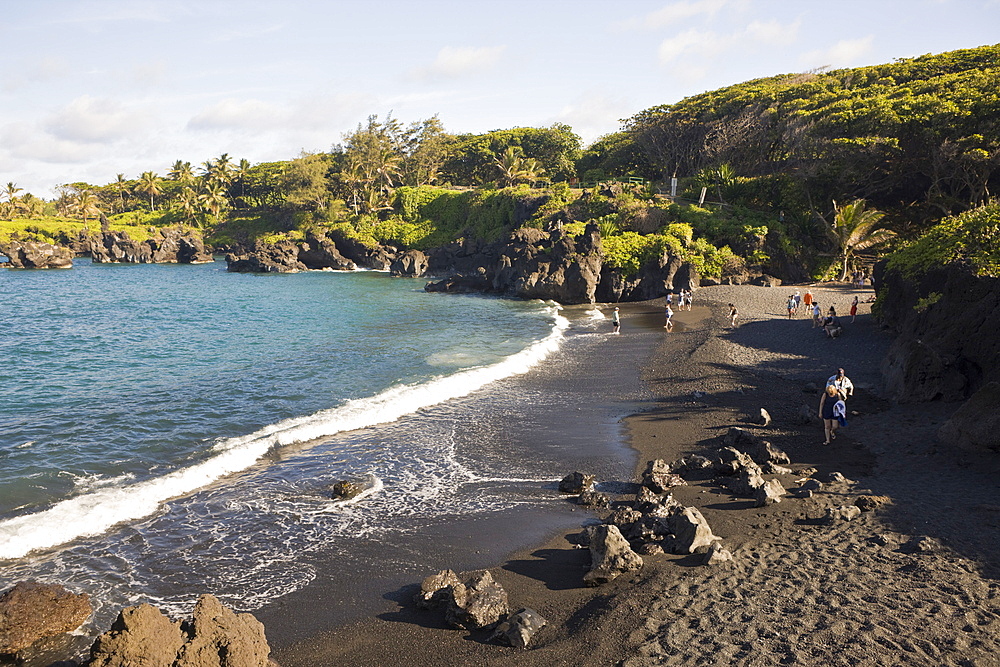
664;304;674;330
612;307;620;334
729;303;739;327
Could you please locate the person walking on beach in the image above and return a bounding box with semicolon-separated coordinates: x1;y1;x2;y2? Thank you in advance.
793;290;801;314
818;384;840;445
612;307;621;334
664;303;674;330
826;367;854;400
786;295;796;319
812;301;822;328
850;295;859;323
803;290;813;310
729;303;739;327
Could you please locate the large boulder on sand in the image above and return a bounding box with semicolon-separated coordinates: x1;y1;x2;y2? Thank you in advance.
89;594;271;667
583;524;643;586
0;581;91;656
444;570;510;630
667;507;721;554
489;608;547;649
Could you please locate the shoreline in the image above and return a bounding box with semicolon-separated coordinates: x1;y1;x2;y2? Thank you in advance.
269;284;1000;666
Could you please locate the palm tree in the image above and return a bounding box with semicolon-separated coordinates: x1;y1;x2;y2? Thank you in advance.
178;187;200;225
168;160;194;185
71;190;102;231
136;171;163;212
4;182;23;204
202;153;234;187
494;147;546;187
232;158;251;205
114;174;129;213
828;199;895;280
19;193;43;218
198;181;228;221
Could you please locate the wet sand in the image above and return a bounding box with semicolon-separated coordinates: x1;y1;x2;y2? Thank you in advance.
269;284;1000;667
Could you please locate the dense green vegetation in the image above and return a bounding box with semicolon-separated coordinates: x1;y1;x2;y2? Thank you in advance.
4;44;998;281
883;200;1000;278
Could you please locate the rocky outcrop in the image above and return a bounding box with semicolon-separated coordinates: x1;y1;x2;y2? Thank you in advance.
226;232;400;273
425;225;603;304
0;581;91;657
596;254;685;302
390;249;429;277
558;471;595;494
875;260;1000;402
89;594;271;667
327;228;396;270
0;240;74;269
90;228;213;264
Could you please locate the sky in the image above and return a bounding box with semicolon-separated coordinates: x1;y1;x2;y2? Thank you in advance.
2;0;998;198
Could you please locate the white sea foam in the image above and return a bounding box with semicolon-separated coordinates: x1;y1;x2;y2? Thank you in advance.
0;306;568;560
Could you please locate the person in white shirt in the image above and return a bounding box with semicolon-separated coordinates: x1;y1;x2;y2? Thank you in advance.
826;368;854;400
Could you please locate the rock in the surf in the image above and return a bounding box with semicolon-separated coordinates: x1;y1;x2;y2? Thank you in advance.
0;581;91;657
558;471;595;494
330;480;363;500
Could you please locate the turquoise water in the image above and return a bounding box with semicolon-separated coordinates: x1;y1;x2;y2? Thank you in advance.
1;260;554;525
1;259;630;622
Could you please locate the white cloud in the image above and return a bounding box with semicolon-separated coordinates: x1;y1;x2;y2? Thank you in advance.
800;36;876;70
1;121;92;165
411;46;506;80
44;96;152;144
658;28;724;64
744;18;800;43
552;93;633;145
188;98;288;132
634;0;730;29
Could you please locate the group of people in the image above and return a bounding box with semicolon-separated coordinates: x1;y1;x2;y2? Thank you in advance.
818;367;853;445
610;290;694;334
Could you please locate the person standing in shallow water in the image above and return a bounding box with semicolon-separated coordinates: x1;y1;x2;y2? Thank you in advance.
612;307;621;334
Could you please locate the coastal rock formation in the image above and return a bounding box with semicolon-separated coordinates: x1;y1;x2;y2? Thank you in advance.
583;524;643;586
0;581;91;657
90;228;214;264
875;260;1000;403
0;240;74;269
489;608;547;649
723;428;791;466
226;231;389;273
390;249;429;277
327;228;396;270
90;594;271;667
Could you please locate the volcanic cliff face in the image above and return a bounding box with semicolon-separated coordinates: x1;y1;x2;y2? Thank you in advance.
874;260;1000;451
875;260;1000;403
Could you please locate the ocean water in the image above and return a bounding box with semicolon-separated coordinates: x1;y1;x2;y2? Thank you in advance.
0;258;645;636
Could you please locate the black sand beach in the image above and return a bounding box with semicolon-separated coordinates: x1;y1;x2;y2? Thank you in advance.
266;284;1000;667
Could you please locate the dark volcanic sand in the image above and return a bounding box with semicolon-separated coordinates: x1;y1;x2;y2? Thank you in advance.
268;285;1000;667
